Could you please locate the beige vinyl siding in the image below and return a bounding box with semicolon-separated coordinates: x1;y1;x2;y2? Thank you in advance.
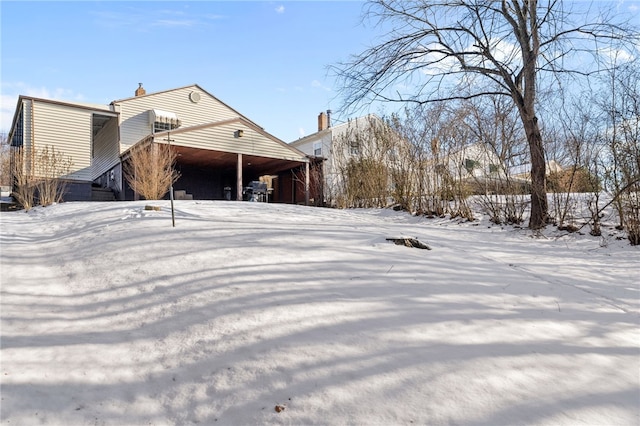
164;121;307;161
117;86;241;151
32;101;93;181
92;117;120;179
117;103;151;151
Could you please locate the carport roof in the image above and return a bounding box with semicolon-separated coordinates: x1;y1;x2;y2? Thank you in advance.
123;116;309;176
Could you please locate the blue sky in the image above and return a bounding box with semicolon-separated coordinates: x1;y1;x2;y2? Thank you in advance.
1;1;376;142
2;1;639;143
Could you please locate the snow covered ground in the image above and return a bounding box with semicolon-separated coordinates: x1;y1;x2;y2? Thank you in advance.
1;200;638;425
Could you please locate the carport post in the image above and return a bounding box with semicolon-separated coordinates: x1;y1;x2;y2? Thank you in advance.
237;153;243;201
165;132;176;227
305;162;310;206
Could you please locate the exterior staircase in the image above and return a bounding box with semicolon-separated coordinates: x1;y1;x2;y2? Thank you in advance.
91;187;116;201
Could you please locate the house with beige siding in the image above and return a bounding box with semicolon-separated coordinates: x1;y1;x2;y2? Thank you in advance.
8;84;310;203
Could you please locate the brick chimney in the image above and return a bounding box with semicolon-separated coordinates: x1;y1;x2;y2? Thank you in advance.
135;83;146;97
318;112;328;131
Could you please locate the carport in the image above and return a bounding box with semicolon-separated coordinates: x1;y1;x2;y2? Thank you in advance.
170;145;310;203
122;116;312;204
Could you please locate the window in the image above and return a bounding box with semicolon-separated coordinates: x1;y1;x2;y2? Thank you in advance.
349;140;360;156
10;106;24;147
150;109;181;133
313;142;322;156
489;164;499;174
464;158;478;173
153;121;180;133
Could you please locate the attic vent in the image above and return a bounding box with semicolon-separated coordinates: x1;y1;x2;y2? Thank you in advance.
149;109;181;132
189;91;201;103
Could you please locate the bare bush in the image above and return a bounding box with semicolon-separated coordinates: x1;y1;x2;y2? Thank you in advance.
10;145;72;210
597;58;640;244
33;145;73;206
621;193;640;245
344;157;388;208
330;116;407;209
10;147;35;210
123;140;180;201
459;94;528;224
0;133;10;187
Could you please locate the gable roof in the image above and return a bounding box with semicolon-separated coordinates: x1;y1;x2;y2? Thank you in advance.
111;84;263;129
153;116;308;162
290;114;382;147
14;95;116;114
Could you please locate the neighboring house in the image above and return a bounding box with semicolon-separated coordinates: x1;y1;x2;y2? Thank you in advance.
438;142;507;180
510;160;563;181
290;112;520;205
8;84;310;203
424;142;523;195
291;113;405;205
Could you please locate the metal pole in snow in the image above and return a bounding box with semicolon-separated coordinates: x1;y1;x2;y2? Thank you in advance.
165;131;176;227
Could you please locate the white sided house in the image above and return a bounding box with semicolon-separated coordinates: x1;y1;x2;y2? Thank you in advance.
8;84;310;203
438;143;507;182
291;113;405;205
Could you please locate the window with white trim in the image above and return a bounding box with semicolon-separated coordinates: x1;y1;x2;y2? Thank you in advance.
153;121;180;133
150;109;181;133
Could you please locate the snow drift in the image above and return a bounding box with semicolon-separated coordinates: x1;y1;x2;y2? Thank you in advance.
1;201;638;425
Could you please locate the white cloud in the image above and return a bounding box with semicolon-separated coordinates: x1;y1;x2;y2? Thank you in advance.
151;19;197;27
0;83;85;133
204;14;226;20
275;5;285;14
412;43;459;76
414;38;521;77
92;8;202;30
298;127;306;138
599;46;635;63
1;94;19;134
311;80;331;92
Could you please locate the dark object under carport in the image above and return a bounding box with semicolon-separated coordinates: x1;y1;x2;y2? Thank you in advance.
244;181;268;202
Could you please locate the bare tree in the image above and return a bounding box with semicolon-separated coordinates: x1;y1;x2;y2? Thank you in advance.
0;133;10;187
334;0;639;229
123;140;180;201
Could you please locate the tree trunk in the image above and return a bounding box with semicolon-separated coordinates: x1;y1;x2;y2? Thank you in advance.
524;115;548;229
518;0;548;230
